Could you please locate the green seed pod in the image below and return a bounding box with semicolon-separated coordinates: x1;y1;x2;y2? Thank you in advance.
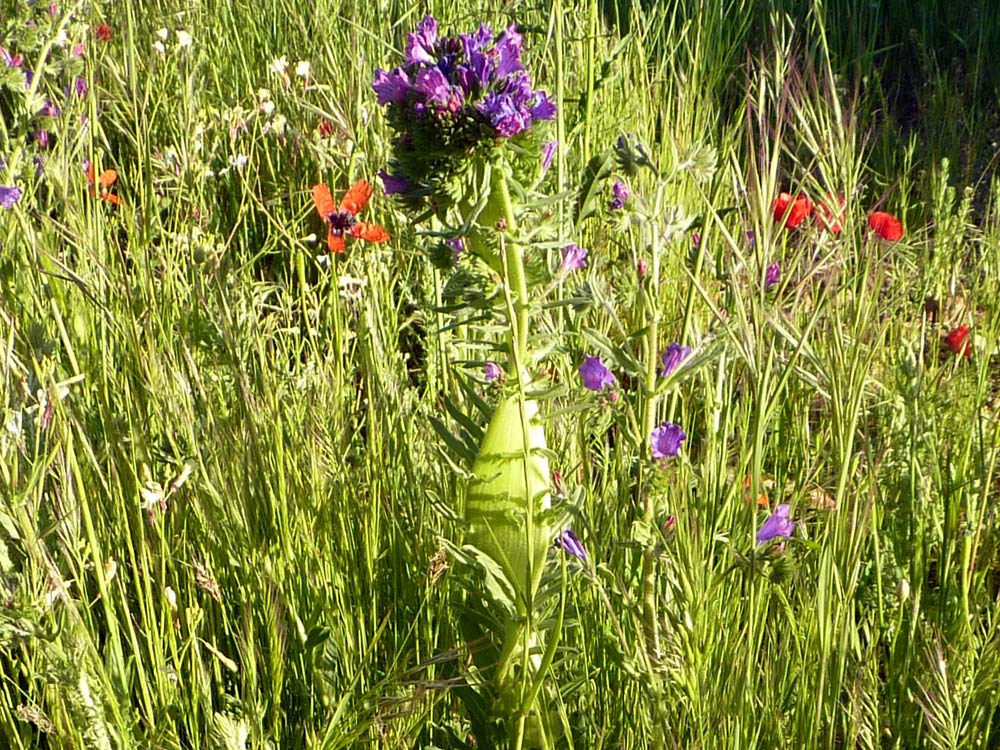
466;395;551;609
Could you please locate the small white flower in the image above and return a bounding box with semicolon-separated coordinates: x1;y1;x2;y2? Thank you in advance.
269;113;287;135
260;100;275;116
156;27;169;41
295;60;310;78
256;87;271;102
176;30;192;48
4;410;21;438
229;153;248;170
152;41;166;54
140;482;164;509
269;56;288;76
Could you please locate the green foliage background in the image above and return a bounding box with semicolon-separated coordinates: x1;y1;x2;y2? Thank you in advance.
1;0;999;747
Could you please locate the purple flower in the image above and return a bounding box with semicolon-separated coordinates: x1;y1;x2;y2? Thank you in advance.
379;169;411;195
579;355;615;391
0;186;22;209
493;24;525;78
372;67;411;105
691;232;700;248
541;140;557;173
34;130;50;149
609;180;629;210
414;67;452;105
405;16;439;66
756;503;795;545
660;343;691;377
555;528;587;562
74;75;88;98
34;155;43;178
484;361;502;381
559;243;587;273
764;261;781;290
529;91;556;121
650;421;686;460
39;99;60;118
447;237;465;260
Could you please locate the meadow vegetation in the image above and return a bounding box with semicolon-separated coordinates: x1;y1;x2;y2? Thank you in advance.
1;0;999;748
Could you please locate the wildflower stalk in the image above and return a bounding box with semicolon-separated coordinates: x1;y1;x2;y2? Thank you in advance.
638;182;666;665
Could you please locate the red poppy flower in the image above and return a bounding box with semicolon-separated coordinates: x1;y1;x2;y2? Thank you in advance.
868;210;903;241
317;120;333;138
817;194;845;234
87;163;121;205
312;179;389;253
771;192;813;229
94;24;113;42
944;325;971;357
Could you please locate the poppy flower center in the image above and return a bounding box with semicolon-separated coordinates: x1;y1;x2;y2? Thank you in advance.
327;210;357;232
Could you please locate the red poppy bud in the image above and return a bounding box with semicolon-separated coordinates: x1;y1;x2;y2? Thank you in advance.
944;325;971;357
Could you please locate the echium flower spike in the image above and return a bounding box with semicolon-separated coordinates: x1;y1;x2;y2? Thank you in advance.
372;14;556;216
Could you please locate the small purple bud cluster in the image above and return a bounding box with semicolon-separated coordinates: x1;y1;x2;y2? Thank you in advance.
609;180;629;210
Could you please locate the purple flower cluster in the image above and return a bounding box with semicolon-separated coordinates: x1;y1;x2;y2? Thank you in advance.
374;16;555;140
0;186;23;209
764;261;781;290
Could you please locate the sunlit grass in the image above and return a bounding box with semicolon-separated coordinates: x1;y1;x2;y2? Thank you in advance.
1;0;999;748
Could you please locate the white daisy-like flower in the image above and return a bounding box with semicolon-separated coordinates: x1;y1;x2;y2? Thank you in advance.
269;56;288;76
295;60;310;78
152;41;166;54
156;28;169;41
260;100;275;116
176;30;192;48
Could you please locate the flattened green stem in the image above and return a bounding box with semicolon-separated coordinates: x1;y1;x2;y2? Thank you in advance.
493;167;531;370
639;183;667;665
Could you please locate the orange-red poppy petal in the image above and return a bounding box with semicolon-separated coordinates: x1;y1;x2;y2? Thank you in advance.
340;179;372;216
868;211;903;241
350;222;390;243
100;190;122;206
327;229;346;254
771;192;812;229
98;169;118;189
312;183;336;219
